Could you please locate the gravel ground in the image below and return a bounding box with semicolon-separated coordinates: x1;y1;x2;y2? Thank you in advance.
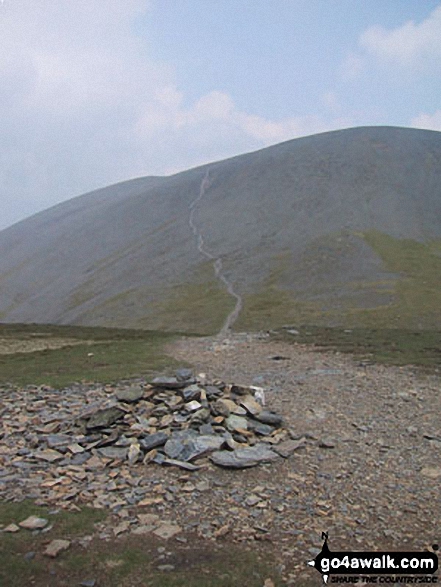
168;333;441;555
1;332;439;585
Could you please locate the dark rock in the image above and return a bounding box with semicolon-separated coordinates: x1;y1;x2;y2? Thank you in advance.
164;438;185;460
46;434;73;449
199;423;215;435
211;399;230;418
182;435;225;461
152;452;166;465
159;458;201;471
116;386;144;403
151;376;187;390
248;421;274;436
70;452;91;465
182;385;201;402
204;385;223;398
225;414;248;432
97;446;128;460
319;437;336;449
230;384;250;396
175;368;194;381
189;408;210;425
255;411;283;426
140;432;169;451
210;445;279;468
273;438;306;457
85;406;125;430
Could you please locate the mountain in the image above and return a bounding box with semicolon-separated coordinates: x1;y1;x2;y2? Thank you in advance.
1;126;441;334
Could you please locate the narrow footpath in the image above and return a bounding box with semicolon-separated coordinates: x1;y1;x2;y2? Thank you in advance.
188;169;243;336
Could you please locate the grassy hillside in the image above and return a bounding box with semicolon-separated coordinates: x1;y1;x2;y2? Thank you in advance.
0;323;187;387
1;127;441;333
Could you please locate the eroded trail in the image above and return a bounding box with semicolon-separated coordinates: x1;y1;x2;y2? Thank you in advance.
188;170;243;336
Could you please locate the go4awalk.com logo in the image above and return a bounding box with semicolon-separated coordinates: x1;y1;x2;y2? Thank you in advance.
307;533;439;584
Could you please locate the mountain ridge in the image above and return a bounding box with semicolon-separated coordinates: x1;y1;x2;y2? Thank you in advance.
1;126;441;333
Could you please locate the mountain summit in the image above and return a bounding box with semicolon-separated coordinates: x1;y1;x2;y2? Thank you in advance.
1;126;441;333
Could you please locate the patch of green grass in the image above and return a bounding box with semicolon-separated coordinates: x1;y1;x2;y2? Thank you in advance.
0;501;107;587
356;231;441;328
234;250;331;330
273;325;441;372
148;261;235;335
0;323;187;387
0;500;284;587
236;232;441;332
0;500;106;534
236;286;326;331
89;541;283;587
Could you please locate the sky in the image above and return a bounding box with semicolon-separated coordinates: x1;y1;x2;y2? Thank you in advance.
1;0;441;230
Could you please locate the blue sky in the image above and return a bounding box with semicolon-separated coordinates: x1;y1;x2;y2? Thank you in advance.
1;0;441;229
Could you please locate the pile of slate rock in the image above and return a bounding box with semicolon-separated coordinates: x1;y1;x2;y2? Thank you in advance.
73;368;297;470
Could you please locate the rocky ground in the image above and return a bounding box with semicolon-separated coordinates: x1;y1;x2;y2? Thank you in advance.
1;331;440;584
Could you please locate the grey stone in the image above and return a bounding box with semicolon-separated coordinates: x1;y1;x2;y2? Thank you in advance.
211;399;230;417
175;368;194;381
46;434;73;449
44;539;71;558
248;421;274;436
24;551;36;561
97;446;128;460
158;564;175;572
34;449;64;462
164;438;185;460
210;445;279;468
152;453;166;465
19;516;48;530
239;395;263;416
204;385;223;398
255;411;283;426
151;376;187;390
140;432;169;451
70;452;91;465
116;386;144;403
153;523;181;539
319;437;336;449
190;408;210;425
85;406;124;429
273;438;306;457
182;435;225;461
182;385;201;402
160;458;201;471
230;384;251;396
225;414;248;432
199;423;215;435
184;400;202;412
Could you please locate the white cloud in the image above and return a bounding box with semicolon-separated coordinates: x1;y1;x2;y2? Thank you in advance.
0;0;351;230
360;5;441;68
344;4;441;76
411;110;441;131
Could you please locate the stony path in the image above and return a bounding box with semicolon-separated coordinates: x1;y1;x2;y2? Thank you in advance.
1;332;440;584
188;170;243;334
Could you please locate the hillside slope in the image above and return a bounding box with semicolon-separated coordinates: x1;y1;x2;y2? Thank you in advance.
1;126;441;333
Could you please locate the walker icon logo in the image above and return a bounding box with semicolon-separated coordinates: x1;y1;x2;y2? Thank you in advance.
307;533;439;584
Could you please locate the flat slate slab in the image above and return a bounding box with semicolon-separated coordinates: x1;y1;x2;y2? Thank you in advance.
151;376;188;389
210;445;279;468
85;406;125;429
116;386;145;403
